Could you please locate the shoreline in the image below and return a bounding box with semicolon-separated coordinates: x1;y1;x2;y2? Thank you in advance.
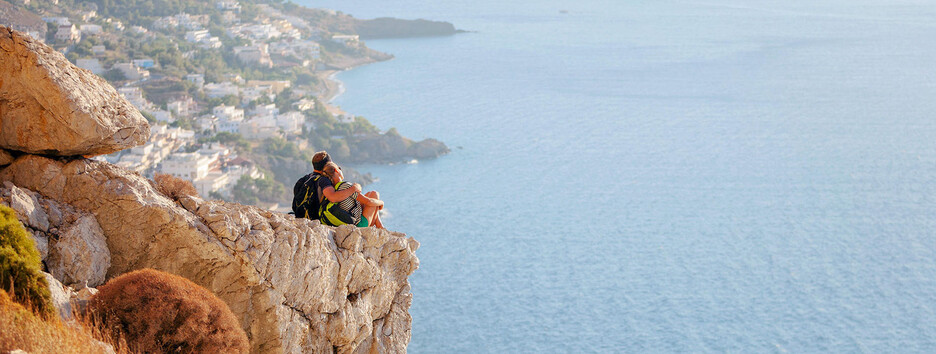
315;56;388;117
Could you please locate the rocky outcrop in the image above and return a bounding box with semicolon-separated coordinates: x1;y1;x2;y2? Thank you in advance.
1;181;112;287
0;26;148;156
346;129;450;164
0;27;419;353
0;154;419;353
354;18;459;39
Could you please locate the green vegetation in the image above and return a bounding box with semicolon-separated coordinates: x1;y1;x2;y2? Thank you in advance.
231;173;286;206
0;205;54;319
89;268;249;353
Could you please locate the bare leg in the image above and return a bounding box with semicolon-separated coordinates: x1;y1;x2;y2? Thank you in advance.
371;209;384;229
362;204;379;228
365;191;382;209
363;191;384;228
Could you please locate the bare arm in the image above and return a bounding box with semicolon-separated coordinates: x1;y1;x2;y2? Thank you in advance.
322;183;361;202
356;193;384;208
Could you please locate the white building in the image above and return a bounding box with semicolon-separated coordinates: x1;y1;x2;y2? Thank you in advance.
217;118;242;134
216;0;241;12
80;24;103;35
184;29;221;48
117;86;154;111
227;24;280;41
130;142;155;157
55;24;81;43
233;44;272;68
167;97;197;118
76;58;105;74
331;34;359;45
251;103;279;118
150;110;173;123
42;17;71;26
197;115;218;131
113;63;150;80
160;152;216;181
214;105;246;134
194;172;229;198
92;45;106;55
241;85;274;105
239;116;280;140
276;111;303;135
213;105;244;121
155;13;209;30
204;82;240;98
185;29;210;43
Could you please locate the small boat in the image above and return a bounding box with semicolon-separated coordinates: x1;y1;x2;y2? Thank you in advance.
559;10;569;14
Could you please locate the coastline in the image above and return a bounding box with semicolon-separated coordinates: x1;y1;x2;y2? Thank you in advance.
315;55;390;117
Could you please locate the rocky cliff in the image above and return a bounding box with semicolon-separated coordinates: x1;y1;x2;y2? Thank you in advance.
0;26;419;353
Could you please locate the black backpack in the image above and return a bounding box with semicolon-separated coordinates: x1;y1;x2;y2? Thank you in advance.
292;173;323;219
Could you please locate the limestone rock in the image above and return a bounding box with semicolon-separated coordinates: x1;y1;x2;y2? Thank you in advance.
0;26;148;156
0;155;420;353
47;215;111;287
7;183;49;232
1;182;111;286
0;149;13;165
32;231;49;260
44;272;75;321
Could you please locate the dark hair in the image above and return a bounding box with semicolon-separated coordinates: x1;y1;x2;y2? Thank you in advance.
312;151;331;171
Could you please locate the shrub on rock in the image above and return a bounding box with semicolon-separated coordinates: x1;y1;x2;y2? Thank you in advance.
153;173;198;201
0;205;53;318
88;268;249;353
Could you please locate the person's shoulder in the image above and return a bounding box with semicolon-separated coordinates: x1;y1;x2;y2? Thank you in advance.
317;176;333;187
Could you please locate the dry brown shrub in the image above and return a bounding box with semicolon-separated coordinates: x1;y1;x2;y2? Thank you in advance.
152;173;198;201
88;269;249;354
0;289;131;353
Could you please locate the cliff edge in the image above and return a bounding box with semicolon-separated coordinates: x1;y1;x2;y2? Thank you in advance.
0;26;419;353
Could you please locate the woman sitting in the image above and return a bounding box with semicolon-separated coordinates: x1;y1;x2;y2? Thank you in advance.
319;162;385;229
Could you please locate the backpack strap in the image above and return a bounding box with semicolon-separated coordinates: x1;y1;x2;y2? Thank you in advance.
319;182;355;226
302;174;321;218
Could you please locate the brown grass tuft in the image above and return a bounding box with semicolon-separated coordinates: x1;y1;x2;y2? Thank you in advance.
153;173;198;201
0;289;131;353
88;268;249;353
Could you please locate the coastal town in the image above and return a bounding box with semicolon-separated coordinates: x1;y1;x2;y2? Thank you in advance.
1;0;449;210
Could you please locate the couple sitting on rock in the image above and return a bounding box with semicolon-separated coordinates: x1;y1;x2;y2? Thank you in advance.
292;151;385;229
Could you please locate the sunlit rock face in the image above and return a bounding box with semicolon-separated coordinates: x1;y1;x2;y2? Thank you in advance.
0;26;148;156
0;154;419;353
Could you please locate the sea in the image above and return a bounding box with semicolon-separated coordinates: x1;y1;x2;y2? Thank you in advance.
297;0;936;352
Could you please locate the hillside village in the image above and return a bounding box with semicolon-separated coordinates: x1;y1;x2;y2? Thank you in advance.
1;0;448;210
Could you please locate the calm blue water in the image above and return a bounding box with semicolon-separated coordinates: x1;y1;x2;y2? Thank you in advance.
299;0;936;352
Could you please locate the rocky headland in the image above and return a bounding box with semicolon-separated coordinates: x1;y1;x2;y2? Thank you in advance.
353;18;461;39
0;26;419;353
